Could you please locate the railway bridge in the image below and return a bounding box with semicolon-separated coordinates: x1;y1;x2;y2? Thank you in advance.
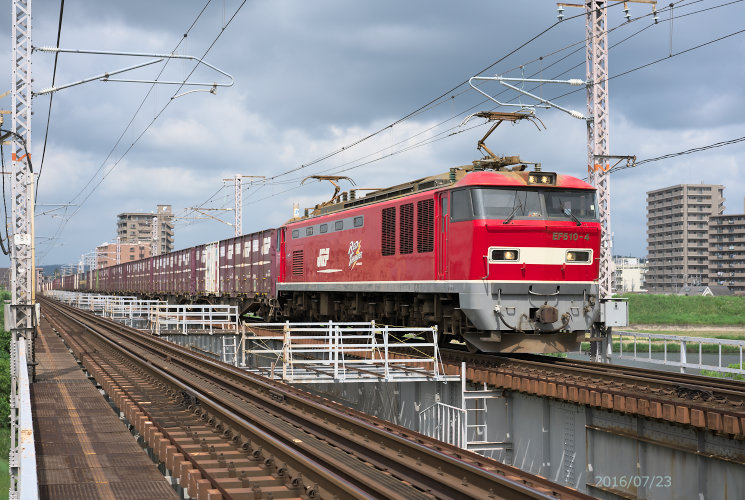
18;292;745;499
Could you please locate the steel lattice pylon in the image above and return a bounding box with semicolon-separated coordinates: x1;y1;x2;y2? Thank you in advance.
10;0;36;496
234;174;242;237
586;0;612;298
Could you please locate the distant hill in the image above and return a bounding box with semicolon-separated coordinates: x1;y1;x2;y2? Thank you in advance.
36;265;67;277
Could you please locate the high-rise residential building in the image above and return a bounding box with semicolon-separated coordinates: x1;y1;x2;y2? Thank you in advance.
708;198;745;294
613;256;647;292
95;242;151;268
646;184;724;292
116;204;174;255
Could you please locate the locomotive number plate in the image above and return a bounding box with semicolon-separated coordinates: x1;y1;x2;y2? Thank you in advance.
552;232;589;241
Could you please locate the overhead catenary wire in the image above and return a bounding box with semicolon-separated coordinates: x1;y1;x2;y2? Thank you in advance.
0;128;36;255
35;0;65;202
40;0;680;241
192;0;736;228
247;1;725;194
37;0;247;261
0;144;10;255
609;136;745;174
65;0;214;207
247;0;697;191
38;1;743;253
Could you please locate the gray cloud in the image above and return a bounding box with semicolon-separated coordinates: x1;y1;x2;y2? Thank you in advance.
0;0;743;267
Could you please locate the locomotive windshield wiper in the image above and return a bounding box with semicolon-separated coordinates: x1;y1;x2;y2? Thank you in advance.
562;208;582;226
502;205;519;224
503;197;523;224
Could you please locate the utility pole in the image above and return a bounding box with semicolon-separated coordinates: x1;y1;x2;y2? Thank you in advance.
223;175;265;237
9;0;37;496
233;174;242;237
151;213;160;256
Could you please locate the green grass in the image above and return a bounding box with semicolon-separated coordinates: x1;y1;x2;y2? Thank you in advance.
623;330;745;341
700;363;745;381
0;427;9;498
622;294;745;326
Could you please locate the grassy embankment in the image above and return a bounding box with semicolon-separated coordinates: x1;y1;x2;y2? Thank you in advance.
0;289;12;495
579;295;745;357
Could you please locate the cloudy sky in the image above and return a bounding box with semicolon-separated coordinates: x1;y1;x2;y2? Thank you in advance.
1;0;744;267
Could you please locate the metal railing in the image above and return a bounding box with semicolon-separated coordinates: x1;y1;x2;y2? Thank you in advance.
243;321;454;384
45;291;237;335
418;402;466;448
148;303;238;335
106;298;166;327
9;338;38;498
418;362;510;455
614;331;745;376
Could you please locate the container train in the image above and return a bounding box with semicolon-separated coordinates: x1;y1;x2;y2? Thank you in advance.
50;160;604;353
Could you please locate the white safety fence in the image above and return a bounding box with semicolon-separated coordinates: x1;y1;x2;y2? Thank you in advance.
108;299;166;328
419;402;466;448
419;362;509;456
148;303;239;335
44;291;238;336
243;321;457;384
614;331;745;376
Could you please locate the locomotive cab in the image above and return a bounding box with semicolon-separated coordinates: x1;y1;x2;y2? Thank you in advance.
445;170;602;352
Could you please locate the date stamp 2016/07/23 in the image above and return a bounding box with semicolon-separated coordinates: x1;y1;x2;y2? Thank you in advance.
594;475;672;489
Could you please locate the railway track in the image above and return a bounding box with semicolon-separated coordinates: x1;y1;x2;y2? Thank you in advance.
437;348;745;438
39;296;592;500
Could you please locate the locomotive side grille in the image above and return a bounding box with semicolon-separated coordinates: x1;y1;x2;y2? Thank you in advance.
417;199;434;253
292;250;304;275
400;203;414;254
382;207;396;256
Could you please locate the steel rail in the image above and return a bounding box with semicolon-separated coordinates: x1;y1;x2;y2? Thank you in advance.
42;301;373;500
448;350;745;403
40;296;591;500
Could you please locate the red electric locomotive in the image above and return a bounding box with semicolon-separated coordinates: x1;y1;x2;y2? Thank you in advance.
279;161;602;353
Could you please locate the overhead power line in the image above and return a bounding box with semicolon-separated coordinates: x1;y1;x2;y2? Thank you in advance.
36;0;65;201
609;136;745;174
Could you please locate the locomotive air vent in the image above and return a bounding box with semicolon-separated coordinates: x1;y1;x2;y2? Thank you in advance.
382;207;396;256
292;250;304;275
417;199;434;253
400;203;414;255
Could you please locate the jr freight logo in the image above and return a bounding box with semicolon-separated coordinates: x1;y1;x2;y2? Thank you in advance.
317;248;330;267
348;241;362;269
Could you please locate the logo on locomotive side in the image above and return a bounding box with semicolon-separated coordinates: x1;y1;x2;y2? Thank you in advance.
317;248;330;267
348;240;363;269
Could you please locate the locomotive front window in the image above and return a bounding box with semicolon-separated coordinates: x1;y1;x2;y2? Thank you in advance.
451;189;475;221
474;189;542;219
544;190;597;221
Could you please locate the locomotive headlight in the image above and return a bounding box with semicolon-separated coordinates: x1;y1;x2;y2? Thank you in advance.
527;172;556;185
566;250;591;263
491;249;519;261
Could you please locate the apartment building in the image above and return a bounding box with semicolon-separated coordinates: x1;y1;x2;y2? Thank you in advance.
708;200;745;294
646;184;725;292
613;256;647;292
95;242;151;268
116;204;174;255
